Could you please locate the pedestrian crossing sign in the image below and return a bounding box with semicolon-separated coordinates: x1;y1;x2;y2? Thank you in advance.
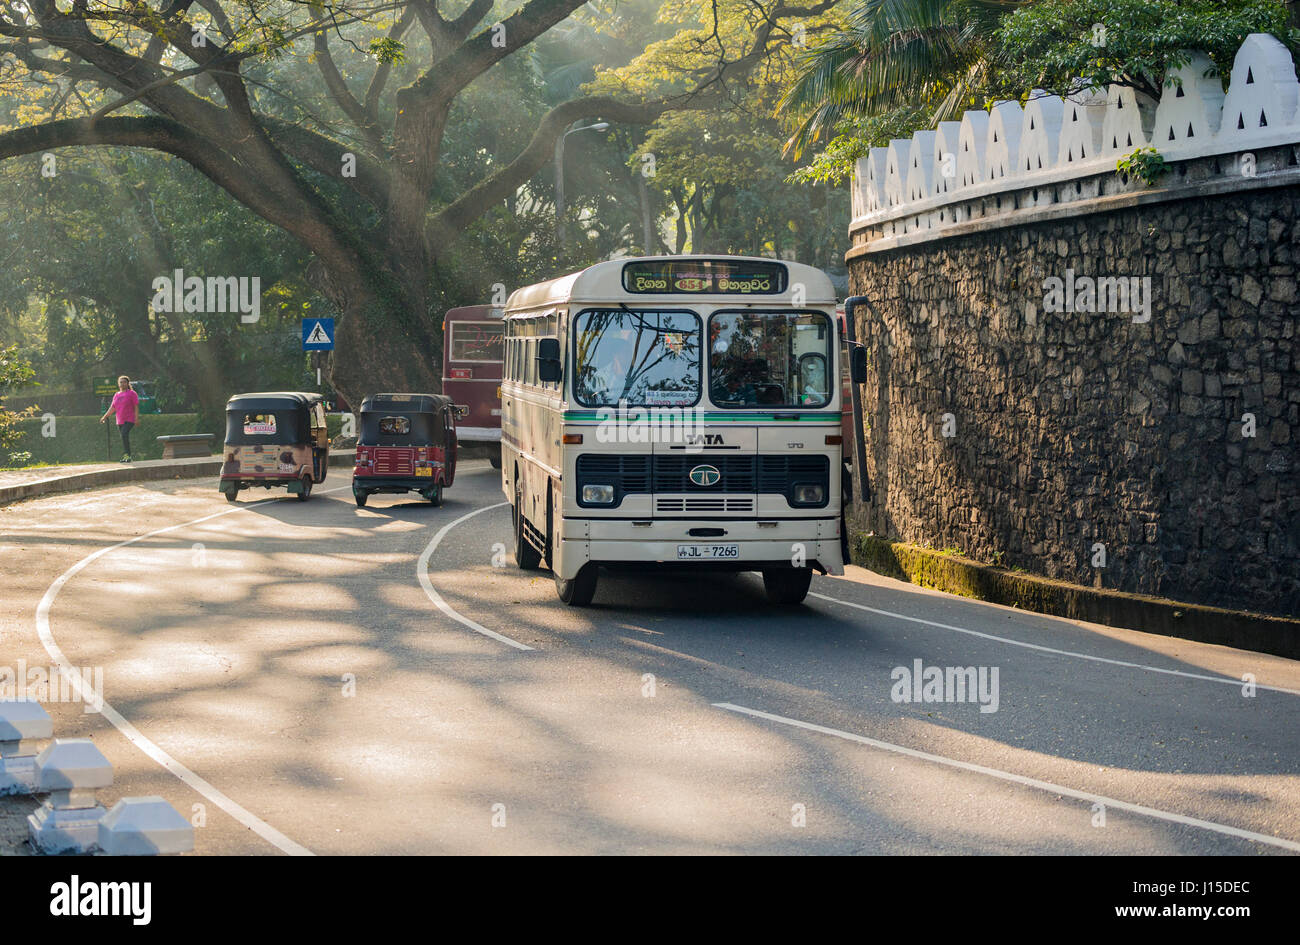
302;318;335;351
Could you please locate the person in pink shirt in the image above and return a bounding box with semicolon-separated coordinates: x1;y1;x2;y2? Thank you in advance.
100;375;140;462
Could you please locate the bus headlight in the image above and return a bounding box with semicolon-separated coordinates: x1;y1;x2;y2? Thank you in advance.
792;484;825;505
582;484;615;504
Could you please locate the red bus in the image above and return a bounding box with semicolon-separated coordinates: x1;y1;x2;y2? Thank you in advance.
441;304;505;469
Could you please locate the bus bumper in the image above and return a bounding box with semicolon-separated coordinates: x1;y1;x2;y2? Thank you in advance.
553;517;845;580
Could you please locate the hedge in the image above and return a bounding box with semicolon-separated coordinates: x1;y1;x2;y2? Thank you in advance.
9;413;347;466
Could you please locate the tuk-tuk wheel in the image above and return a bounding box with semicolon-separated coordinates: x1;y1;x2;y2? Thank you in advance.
354;491;368;507
424;484;443;506
296;477;313;502
489;455;503;470
223;487;239;503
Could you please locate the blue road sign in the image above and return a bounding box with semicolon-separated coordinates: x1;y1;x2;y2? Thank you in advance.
302;318;335;351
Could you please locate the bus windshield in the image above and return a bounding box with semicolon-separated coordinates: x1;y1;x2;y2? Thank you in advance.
708;311;834;408
573;309;701;407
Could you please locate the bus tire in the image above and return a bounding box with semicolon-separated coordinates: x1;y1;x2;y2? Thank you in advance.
762;567;812;605
513;485;542;570
296;477;313;502
555;564;597;606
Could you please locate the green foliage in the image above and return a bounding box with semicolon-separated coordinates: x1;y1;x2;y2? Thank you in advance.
779;0;1017;160
0;344;37;463
995;0;1298;101
368;38;406;65
789;105;928;184
1117;146;1168;186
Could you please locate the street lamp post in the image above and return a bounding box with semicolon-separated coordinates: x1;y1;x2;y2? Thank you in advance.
555;121;610;251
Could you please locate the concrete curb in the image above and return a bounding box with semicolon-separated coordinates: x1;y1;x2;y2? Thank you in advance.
853;535;1300;661
0;451;357;508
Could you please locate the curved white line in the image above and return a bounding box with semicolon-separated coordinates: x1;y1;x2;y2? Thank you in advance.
416;501;533;651
715;702;1300;853
35;488;351;857
810;591;1300;697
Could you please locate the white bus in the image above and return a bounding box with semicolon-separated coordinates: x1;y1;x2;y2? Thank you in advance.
501;256;859;607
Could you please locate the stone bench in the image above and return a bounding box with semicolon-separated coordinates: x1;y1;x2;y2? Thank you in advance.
156;433;215;459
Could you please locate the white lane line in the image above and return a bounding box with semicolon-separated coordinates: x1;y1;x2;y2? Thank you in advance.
416;501;533;651
810;590;1300;697
715;702;1300;853
35;487;352;857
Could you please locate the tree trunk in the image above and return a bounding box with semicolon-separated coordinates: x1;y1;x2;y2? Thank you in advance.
319;261;444;409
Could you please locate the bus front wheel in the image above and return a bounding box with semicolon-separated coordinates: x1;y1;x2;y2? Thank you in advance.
555;564;597;606
762;567;812;605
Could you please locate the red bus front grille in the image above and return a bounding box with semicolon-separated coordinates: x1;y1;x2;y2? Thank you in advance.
373;448;414;475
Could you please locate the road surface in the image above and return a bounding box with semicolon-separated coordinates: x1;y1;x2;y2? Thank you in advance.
2;461;1297;855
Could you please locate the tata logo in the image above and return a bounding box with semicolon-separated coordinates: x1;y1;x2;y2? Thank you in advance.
685;433;724;446
689;464;721;487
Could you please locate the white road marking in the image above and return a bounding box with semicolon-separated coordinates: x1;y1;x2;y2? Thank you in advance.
416;501;533;651
35;487;352;857
810;590;1300;697
715;702;1300;853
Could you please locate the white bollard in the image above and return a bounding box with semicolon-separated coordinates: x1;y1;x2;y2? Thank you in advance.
0;700;53;795
98;797;195;855
27;738;113;854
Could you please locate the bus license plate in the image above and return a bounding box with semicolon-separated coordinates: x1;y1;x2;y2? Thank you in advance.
677;543;739;560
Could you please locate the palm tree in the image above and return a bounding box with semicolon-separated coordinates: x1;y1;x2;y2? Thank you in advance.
780;0;1024;158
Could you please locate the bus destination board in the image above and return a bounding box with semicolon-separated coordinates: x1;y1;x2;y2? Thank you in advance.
623;260;786;295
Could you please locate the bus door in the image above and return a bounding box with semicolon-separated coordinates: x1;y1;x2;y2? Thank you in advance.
444;404;458;486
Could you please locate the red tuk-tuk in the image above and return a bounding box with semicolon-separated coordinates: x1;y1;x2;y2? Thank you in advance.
352;393;459;506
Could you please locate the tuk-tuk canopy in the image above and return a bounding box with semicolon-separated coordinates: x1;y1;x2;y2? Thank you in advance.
357;393;452;447
224;392;321;446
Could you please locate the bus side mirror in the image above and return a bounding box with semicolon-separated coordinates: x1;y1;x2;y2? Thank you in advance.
849;346;869;384
537;337;562;384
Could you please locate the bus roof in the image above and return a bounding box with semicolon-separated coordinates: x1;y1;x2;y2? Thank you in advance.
443;304;503;321
504;256;837;313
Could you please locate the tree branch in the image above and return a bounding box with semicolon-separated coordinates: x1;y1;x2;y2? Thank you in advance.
427;96;667;242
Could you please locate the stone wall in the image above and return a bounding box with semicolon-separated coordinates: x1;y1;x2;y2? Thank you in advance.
847;182;1299;616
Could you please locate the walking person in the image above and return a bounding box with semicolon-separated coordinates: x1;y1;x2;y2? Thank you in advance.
100;375;140;463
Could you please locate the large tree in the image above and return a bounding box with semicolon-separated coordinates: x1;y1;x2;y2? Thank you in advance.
0;0;823;404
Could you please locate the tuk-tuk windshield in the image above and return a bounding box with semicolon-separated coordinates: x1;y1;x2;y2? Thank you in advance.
225;409;308;445
359;411;441;446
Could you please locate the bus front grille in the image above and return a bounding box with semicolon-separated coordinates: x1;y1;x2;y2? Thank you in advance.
655;496;755;514
575;453;829;507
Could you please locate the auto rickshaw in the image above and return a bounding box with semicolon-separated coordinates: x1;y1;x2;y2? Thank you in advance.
220;392;329;502
352;393;459;507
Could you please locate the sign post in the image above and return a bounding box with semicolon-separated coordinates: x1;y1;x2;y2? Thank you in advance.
302;319;335;388
302;319;335;351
